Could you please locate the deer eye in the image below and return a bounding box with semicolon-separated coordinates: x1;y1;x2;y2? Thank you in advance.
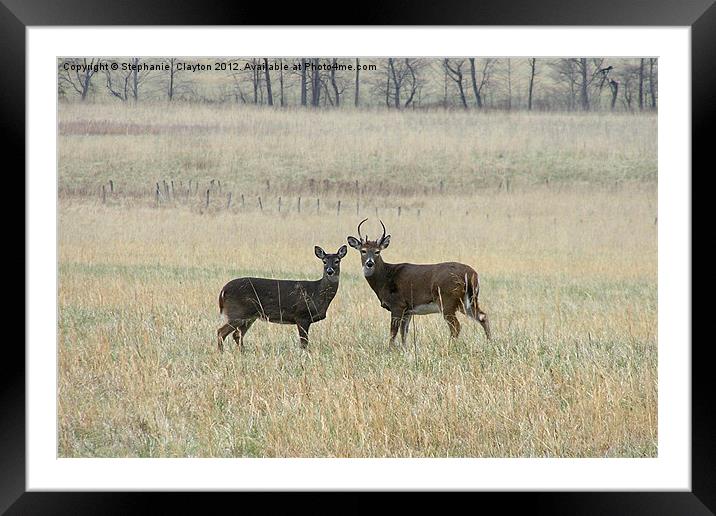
375;250;381;255
361;250;367;254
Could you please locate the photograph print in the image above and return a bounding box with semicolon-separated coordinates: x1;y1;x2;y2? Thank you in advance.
58;56;657;458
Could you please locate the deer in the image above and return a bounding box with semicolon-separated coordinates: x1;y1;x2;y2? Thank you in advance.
216;245;347;352
347;219;490;346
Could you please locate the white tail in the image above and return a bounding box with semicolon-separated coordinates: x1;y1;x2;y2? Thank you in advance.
463;273;473;314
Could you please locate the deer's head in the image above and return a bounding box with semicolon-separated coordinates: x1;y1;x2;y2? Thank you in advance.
315;245;348;283
346;218;391;278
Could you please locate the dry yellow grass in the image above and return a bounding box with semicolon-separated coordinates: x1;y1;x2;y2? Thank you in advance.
58;104;657;457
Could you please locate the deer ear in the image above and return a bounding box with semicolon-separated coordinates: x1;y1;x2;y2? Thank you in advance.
347;236;361;249
337;245;348;258
314;246;325;259
380;235;391;250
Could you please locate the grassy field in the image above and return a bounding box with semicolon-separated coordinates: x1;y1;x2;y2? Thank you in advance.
58;104;657;457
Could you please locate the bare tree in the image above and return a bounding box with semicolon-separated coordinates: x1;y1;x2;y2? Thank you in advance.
251;58;261;104
551;58;598;111
468;58;494;109
105;61;133;102
648;58;657;109
165;58;180;101
638;58;645;110
527;58;537;110
614;60;643;111
579;58;589;111
58;56;655;112
104;57;156;103
506;58;512;110
329;58;346;107
596;65;618;111
443;62;449;107
226;59;248;104
300;58;308;107
310;58;321;107
59;58;99;101
609;78;619;110
354;58;361;107
278;58;285;107
444;58;468;109
388;58;402;108
377;58;422;109
385;67;391;108
550;59;578;110
402;60;421;108
263;58;274;106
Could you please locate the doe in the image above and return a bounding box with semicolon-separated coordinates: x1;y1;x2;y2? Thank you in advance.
217;245;347;351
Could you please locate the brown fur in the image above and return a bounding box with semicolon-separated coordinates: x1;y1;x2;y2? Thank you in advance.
348;222;490;346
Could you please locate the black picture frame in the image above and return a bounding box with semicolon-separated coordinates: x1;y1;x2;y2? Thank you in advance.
5;0;707;513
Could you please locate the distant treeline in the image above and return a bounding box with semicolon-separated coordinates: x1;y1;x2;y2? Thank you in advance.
58;57;657;112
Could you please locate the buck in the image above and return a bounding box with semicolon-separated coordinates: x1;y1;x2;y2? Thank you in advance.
216;245;347;351
347;219;490;345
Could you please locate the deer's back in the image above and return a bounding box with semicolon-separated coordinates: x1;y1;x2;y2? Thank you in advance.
386;261;479;306
392;261;476;284
220;277;322;324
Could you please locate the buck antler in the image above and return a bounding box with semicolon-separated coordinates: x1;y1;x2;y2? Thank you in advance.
357;217;369;243
379;220;387;244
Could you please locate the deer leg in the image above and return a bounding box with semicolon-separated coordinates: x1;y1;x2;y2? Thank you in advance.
232;319;255;351
297;321;311;350
443;312;461;339
217;323;235;352
465;302;491;341
400;314;412;346
477;308;491;340
389;313;402;347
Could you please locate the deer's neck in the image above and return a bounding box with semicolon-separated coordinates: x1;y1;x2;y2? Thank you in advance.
365;260;392;299
315;276;339;309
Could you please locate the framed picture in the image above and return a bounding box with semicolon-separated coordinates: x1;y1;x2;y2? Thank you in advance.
8;0;707;512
